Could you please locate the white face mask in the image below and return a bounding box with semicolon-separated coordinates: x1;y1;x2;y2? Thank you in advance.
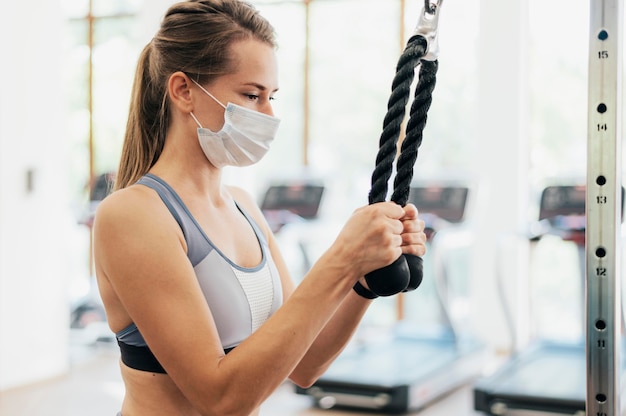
190;79;280;168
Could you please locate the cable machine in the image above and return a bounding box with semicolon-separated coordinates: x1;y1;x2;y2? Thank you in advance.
586;0;623;415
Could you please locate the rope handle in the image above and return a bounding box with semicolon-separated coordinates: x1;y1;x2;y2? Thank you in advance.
364;3;442;297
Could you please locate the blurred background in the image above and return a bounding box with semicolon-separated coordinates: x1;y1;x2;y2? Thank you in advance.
1;0;623;414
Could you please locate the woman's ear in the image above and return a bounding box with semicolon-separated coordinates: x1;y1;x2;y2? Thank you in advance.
168;71;194;113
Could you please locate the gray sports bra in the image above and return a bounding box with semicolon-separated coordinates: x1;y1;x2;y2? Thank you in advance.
115;173;283;373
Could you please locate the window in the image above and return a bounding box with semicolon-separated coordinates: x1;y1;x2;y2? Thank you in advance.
63;0;144;198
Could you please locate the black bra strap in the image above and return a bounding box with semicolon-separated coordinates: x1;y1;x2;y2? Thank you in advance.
118;340;166;374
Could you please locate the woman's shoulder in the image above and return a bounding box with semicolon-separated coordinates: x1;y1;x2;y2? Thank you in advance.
93;182;188;266
94;183;175;233
97;183;155;214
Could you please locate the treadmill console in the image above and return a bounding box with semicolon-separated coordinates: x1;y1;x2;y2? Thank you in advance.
538;185;624;232
261;183;325;232
539;185;586;232
408;185;469;223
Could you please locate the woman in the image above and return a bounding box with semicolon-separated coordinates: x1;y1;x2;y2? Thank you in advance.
93;1;427;415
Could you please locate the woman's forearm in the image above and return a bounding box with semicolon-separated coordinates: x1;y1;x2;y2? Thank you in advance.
289;286;373;386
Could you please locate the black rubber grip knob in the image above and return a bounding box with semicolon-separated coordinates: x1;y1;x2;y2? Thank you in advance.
402;254;423;292
364;254;424;296
364;256;410;296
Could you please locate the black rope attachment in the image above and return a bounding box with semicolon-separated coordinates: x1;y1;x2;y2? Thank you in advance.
363;33;439;297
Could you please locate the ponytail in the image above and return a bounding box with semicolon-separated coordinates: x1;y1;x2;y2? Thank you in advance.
115;43;168;191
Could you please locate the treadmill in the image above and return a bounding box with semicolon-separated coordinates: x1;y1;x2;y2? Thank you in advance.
473;184;626;415
296;181;486;413
260;181;326;276
260;182;325;234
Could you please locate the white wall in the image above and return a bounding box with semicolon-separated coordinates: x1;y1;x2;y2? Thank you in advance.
0;1;73;390
470;0;531;352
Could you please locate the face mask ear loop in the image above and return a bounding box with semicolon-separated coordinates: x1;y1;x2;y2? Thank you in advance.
189;112;203;128
190;78;227;109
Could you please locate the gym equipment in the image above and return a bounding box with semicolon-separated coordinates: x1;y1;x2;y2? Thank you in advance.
585;0;623;414
261;181;325;277
260;182;325;234
296;181;485;413
472;185;625;415
363;0;444;296
78;171;116;227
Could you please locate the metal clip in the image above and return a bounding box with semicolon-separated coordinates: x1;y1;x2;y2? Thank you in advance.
414;0;443;61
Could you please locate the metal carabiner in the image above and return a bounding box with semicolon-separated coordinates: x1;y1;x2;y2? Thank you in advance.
414;0;443;61
424;0;440;14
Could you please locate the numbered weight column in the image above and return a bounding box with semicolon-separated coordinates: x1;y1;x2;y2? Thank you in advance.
586;1;623;416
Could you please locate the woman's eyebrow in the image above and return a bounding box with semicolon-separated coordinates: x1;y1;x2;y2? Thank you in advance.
241;82;279;93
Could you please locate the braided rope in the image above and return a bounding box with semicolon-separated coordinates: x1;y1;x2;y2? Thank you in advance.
369;35;438;206
392;58;438;206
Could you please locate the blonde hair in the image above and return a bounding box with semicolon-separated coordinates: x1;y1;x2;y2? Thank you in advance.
115;0;276;190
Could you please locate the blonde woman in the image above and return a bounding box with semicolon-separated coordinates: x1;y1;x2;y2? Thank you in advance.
93;1;427;415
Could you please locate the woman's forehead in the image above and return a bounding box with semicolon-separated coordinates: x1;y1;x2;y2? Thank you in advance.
228;39;279;89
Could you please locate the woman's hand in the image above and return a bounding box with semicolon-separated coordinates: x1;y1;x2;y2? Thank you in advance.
399;203;427;257
329;202;427;279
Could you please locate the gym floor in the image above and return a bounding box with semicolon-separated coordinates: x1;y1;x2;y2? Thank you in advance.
0;339;483;416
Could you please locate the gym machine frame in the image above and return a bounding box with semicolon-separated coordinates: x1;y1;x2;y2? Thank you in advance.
586;0;623;415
